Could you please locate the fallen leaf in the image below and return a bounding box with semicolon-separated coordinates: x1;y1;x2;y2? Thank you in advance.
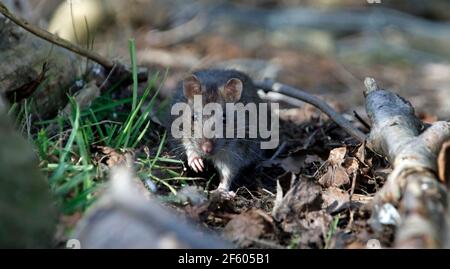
274;149;322;174
354;143;366;164
321;187;350;214
344;157;359;176
94;146;133;167
272;177;323;235
273;177;322;220
318;166;349;188
291;211;332;249
318;147;351;187
329;147;347;166
273;172;297;210
223;209;274;247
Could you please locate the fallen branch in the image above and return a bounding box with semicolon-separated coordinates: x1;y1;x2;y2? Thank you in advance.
0;2;112;69
0;2;147;79
0;3;148;118
255;80;367;143
364;77;450;248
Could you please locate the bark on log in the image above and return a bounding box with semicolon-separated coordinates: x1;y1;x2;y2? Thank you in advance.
0;15;81;119
364;77;450;248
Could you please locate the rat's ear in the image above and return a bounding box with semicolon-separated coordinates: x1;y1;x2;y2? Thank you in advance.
221;78;243;102
183;75;202;100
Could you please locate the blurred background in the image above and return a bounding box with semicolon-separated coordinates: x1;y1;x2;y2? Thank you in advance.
5;0;450;119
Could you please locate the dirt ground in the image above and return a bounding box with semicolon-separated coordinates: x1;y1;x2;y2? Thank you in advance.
3;0;450;249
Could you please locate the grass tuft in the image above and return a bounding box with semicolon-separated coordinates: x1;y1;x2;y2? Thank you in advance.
8;40;193;233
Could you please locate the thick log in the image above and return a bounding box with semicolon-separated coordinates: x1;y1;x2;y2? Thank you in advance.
364;77;450;248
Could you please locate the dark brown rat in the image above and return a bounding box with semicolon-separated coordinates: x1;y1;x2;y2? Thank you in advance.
168;69;269;198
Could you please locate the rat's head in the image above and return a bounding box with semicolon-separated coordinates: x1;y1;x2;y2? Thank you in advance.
182;73;243;157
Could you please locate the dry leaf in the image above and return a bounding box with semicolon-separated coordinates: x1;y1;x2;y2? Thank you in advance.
318;147;351;187
94;146;133;167
355;143;366;164
321;187;350;214
344;157;359;176
223;209;274;247
291;211;332;248
272;178;322;234
329;147;347;166
275;149;322;174
318;166;349;188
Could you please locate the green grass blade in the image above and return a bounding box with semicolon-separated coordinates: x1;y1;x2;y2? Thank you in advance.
129;39;138;112
131;120;151;148
150;131;167;170
50;98;81;183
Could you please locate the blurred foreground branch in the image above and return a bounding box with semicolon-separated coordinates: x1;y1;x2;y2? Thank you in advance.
74;166;232;249
0;98;57;248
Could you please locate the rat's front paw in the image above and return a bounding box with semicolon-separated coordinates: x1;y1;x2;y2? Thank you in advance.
210;188;236;200
188;155;204;173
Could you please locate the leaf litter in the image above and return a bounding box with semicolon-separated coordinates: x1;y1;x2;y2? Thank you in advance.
154;113;394;249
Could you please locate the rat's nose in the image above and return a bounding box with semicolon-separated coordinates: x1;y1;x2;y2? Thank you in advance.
201;141;214;154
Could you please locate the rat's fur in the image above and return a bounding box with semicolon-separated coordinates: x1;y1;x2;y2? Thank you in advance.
168;69;267;194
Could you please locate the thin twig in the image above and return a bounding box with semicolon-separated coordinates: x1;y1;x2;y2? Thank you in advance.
0;2;113;69
353;110;371;130
0;3;149;84
255;80;367;143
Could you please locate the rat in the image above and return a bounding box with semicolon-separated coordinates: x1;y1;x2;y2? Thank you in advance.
168;69;269;198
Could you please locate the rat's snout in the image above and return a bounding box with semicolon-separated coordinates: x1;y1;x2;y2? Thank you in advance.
201;140;214;155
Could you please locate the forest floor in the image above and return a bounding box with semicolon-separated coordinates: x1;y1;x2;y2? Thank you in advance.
6;0;450;248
